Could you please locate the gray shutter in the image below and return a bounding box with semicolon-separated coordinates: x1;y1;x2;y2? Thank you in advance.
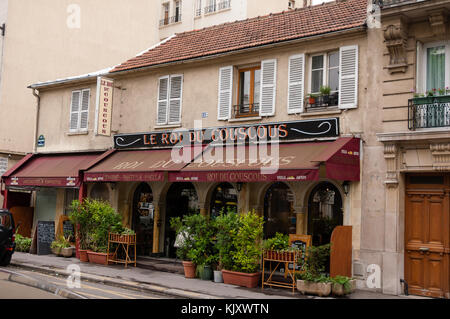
217;66;233;120
339;45;358;109
157;76;169;125
260;59;277;116
168;75;183;124
70;90;81;131
79;89;90;130
287;54;305;114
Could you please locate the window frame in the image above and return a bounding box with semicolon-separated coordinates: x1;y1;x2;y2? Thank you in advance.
236;65;261;118
69;88;90;133
421;41;450;93
308;51;340;95
157;74;183;126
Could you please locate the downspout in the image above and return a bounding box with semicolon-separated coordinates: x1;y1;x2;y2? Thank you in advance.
32;88;40;153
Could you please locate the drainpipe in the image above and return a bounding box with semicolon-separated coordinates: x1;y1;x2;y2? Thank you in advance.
32;88;40;153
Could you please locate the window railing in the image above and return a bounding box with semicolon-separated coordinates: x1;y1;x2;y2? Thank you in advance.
373;0;428;9
232;103;260;118
159;14;182;26
204;0;231;14
305;92;339;110
408;96;450;130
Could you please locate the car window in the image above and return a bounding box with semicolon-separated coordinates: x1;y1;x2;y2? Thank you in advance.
0;213;12;229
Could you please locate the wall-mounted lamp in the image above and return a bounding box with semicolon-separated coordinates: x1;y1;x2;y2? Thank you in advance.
236;182;244;192
342;181;350;196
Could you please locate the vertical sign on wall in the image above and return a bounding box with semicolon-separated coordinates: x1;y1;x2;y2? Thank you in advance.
95;76;114;136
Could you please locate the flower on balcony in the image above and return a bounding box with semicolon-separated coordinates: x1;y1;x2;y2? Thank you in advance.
438;87;446;96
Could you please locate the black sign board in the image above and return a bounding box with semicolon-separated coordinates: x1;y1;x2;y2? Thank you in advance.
287;240;308;271
114;118;339;149
36;221;55;255
63;220;75;238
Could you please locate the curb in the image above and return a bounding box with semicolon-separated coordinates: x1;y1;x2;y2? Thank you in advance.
10;261;221;299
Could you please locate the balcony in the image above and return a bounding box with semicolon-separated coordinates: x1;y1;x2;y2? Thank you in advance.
374;0;429;9
159;14;182;26
408;96;450;130
204;0;231;14
305;92;339;110
232;103;260;119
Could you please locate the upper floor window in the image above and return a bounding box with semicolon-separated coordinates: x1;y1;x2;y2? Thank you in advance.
204;0;230;14
157;75;183;125
69;89;90;132
425;44;448;92
309;51;340;108
235;66;261;118
174;1;182;22
195;0;202;17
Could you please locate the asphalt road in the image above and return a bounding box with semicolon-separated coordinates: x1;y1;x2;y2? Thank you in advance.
0;267;176;299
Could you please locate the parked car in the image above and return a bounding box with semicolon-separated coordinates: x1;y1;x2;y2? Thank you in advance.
0;209;15;266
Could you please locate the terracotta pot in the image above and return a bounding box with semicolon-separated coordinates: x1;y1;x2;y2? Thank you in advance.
182;261;196;279
296;280;332;297
79;249;89;262
87;251;113;265
222;269;261;288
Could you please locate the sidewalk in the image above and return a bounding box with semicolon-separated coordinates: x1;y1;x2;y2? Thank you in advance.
9;252;406;299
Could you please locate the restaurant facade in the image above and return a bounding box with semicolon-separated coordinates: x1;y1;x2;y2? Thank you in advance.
4;0;448;298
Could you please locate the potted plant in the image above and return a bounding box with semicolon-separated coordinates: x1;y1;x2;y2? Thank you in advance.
69;199;93;262
50;239;62;256
319;85;331;105
330;275;356;296
296;243;332;296
220;210;264;288
307;93;318;106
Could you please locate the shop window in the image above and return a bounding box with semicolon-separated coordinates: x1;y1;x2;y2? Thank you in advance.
90;183;110;203
307;182;343;246
263;182;295;238
210;183;237;219
64;189;79;215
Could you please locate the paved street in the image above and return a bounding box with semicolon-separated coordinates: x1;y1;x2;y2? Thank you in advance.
0;266;176;299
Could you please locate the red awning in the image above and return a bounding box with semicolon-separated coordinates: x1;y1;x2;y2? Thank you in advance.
3;153;102;188
84;146;205;182
169;137;360;182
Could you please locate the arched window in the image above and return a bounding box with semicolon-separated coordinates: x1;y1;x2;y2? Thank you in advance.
210;183;238;218
263;182;295;238
307;182;343;246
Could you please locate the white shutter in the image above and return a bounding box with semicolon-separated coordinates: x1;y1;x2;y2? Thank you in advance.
168;75;183;124
338;45;358;109
70;90;81;131
217;66;233;120
157;76;169;125
79;89;90;130
260;59;277;116
287;54;305;114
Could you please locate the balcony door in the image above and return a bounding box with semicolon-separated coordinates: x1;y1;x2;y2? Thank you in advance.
236;66;260;117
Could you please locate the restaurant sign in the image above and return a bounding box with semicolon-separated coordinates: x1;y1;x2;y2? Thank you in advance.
114;118;339;149
95;77;114;136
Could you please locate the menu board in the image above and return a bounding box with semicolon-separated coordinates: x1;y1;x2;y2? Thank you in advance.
36;221;55;255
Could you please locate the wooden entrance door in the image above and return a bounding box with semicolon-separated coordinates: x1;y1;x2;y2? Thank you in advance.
405;174;450;298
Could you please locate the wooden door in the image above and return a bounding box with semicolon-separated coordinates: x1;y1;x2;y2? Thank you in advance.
405;175;450;298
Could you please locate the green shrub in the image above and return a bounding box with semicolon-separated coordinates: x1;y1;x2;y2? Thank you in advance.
263;232;290;251
296;243;331;282
15;234;32;253
214;208;240;271
331;275;353;294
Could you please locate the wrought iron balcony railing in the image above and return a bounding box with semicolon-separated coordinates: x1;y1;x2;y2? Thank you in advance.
408;96;450;130
373;0;429;9
204;0;231;14
305;92;339;110
232;103;260;118
159;14;182;26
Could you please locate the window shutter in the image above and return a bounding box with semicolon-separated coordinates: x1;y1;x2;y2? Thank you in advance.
70;91;81;131
168;75;183;124
217;66;233;120
260;59;277;116
287;54;305;114
79;89;90;130
338;45;358;109
157;76;169;125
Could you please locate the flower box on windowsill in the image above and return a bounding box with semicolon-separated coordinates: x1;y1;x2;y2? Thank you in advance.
413;95;450;104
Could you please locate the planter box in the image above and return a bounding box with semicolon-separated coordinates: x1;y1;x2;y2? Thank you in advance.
331;279;356;296
222;269;261;288
51;246;62;256
61;247;74;258
182;261;196;279
412;97;434;105
296;280;332;297
109;233;136;244
79;249;89;262
87;251;114;265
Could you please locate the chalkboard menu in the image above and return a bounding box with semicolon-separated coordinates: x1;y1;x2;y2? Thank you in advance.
287;240;308;271
37;221;55;255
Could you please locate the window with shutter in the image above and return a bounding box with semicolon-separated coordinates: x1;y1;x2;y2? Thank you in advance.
217;66;233;120
169;75;183;124
288;54;305;114
259;59;277;116
157;76;169;125
69;89;90;132
339;45;358;109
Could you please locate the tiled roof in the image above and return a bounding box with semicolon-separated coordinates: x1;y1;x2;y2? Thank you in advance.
111;0;368;73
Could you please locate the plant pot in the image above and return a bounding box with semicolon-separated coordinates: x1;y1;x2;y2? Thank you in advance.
182;261;196;279
214;270;223;283
61;247;73;258
79;249;89;262
199;265;213;281
87;251;113;265
308;98;316;105
331;279;356;296
51;246;62;256
222;269;261;288
296;280;332;297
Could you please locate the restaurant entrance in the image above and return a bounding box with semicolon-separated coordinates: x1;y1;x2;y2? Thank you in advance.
132;183;154;256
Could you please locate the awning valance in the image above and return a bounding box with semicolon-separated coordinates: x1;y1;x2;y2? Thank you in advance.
168;137;360;182
2;153;102;188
